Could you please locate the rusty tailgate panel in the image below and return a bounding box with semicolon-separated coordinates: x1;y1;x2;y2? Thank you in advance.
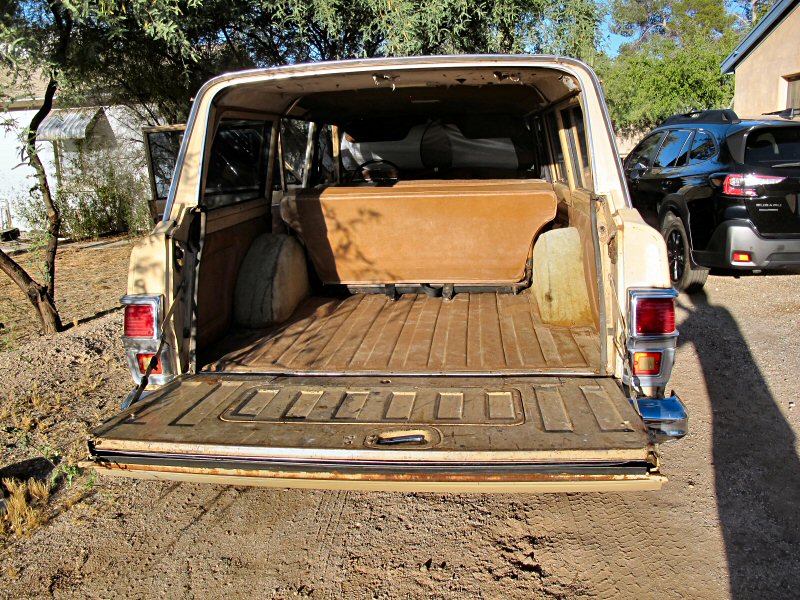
87;374;662;491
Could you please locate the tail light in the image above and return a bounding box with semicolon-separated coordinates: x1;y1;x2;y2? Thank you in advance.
124;304;156;338
633;351;662;376
723;173;785;197
626;289;678;390
136;353;163;375
627;289;685;442
634;298;675;335
121;295;173;388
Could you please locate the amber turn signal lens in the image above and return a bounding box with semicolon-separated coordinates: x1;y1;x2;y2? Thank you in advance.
136;353;162;375
633;351;662;376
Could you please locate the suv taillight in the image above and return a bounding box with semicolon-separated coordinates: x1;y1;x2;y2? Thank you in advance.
635;298;675;335
124;304;156;338
722;173;785;197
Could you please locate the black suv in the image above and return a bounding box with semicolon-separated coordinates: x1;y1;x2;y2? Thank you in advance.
624;109;800;292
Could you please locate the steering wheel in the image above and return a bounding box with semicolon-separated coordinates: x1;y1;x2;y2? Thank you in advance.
349;159;401;183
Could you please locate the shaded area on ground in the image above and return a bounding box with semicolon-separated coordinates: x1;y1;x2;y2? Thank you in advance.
679;289;800;599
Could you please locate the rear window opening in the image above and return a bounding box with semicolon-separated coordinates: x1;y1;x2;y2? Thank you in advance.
190;68;601;378
744;126;800;167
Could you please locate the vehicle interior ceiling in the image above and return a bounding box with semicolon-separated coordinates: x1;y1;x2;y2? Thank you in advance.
193;67;603;375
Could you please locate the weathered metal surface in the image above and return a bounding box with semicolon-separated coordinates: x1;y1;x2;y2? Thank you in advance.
85;460;666;492
90;374;650;464
204;292;601;375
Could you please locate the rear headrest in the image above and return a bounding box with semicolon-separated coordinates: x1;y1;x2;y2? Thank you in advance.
341;117;534;172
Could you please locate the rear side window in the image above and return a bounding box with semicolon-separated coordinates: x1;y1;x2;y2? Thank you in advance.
745;127;800;166
545;112;568;182
626;132;664;169
653;130;691;168
688;131;717;163
146;129;185;201
204;119;271;209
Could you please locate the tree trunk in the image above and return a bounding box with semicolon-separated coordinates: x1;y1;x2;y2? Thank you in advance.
0;249;62;334
0;2;72;337
26;76;62;300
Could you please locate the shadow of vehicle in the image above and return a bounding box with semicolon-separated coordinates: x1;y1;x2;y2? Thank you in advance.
678;290;800;598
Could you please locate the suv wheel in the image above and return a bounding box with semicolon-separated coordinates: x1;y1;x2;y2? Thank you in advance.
661;213;708;293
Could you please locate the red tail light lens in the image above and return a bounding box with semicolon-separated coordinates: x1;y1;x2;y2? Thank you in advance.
124;304;156;338
136;353;162;375
636;298;675;335
633;351;662;375
723;173;785;197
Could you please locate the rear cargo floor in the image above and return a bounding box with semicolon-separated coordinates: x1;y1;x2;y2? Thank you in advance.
203;292;600;375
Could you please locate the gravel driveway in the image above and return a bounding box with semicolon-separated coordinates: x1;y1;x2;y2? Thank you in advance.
2;272;799;599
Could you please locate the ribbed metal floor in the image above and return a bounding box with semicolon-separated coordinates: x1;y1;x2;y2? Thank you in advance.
205;293;600;374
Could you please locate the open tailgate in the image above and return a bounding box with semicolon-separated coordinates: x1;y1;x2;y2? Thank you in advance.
87;374;664;492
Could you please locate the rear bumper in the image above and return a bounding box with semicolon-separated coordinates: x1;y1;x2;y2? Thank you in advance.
694;220;800;269
630;394;688;442
83;456;666;492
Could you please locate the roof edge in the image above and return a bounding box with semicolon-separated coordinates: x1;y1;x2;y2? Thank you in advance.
721;0;800;74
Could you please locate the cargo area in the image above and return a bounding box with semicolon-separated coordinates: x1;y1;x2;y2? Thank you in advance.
203;291;600;375
193;178;604;378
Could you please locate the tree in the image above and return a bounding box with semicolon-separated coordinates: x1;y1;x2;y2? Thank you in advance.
731;0;775;28
601;0;740;132
0;0;202;333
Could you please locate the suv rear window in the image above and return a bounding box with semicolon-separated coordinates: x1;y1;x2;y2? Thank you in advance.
745;126;800;166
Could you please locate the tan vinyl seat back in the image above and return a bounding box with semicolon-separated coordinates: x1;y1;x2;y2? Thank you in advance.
280;180;557;285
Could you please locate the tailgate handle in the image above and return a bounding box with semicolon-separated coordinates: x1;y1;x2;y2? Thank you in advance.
375;433;427;446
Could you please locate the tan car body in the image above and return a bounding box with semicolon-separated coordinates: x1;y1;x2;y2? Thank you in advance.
90;56;682;492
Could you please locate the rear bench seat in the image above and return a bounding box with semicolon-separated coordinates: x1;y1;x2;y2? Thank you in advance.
280;179;557;285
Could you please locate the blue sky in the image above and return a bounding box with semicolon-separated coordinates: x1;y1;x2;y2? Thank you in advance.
600;14;628;57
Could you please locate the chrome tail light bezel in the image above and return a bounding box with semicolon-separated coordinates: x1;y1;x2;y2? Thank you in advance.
120;294;174;387
625;288;679;388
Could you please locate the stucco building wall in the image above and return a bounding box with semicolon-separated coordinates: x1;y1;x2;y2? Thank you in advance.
732;3;800;118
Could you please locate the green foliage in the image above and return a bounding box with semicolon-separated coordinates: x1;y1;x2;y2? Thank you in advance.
2;0;778;158
4;1;607;123
15;147;151;240
599;0;761;132
601;31;738;132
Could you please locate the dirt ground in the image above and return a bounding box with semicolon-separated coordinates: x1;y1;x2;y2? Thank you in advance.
2;251;800;598
0;238;132;348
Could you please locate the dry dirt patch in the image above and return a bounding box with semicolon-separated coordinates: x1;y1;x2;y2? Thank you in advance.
0;238;133;348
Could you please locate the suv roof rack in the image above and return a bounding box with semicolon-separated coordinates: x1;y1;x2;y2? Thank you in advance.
660;109;740;126
762;108;800;120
